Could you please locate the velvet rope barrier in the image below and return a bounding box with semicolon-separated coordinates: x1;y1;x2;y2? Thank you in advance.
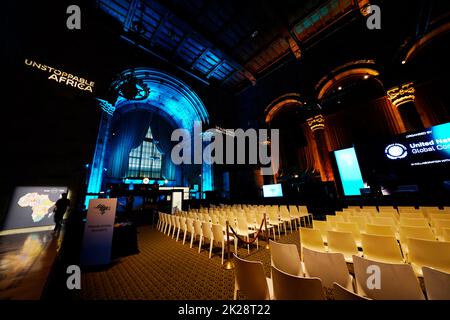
224;213;270;270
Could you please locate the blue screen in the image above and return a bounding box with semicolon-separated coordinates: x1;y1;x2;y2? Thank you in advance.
263;184;283;197
335;147;365;196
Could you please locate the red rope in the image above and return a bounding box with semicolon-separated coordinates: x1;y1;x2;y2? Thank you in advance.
228;217;266;245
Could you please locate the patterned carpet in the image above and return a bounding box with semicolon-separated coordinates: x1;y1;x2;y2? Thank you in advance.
74;226;300;300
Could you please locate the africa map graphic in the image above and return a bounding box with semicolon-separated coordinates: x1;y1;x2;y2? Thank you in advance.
3;187;67;230
17;192;56;222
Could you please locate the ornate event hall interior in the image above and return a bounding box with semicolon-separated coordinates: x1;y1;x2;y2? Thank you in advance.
1;0;450;302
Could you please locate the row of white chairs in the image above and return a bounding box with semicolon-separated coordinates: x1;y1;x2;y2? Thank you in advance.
299;226;450;276
344;205;450;214
318;215;450;241
177;211;278;241
338;208;450;223
158;212;240;263
192;204;313;224
235;241;450;300
177;206;312;240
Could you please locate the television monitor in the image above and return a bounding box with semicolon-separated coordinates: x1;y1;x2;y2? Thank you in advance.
263;184;283;197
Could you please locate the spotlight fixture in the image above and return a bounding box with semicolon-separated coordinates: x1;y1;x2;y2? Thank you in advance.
364;74;370;80
111;71;150;101
401;60;406;65
338;86;342;91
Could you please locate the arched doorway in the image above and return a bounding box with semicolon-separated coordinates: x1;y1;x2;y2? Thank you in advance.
86;68;212;204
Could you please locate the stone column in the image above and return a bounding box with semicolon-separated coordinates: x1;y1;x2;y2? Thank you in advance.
306;115;334;181
387;82;423;131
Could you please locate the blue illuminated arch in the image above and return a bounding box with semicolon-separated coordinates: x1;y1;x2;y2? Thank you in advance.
86;68;213;205
114;68;209;127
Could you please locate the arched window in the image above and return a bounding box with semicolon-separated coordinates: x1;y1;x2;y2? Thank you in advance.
127;126;163;178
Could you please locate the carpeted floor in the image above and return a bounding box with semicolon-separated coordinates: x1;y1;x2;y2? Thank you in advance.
74;226;300;300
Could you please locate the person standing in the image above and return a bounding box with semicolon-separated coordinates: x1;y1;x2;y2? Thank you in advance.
53;193;70;235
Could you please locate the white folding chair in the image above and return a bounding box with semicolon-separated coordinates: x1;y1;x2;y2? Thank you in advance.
234;254;273;300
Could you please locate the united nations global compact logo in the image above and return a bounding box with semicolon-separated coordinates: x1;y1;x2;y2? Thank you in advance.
385;143;408;160
96;204;111;215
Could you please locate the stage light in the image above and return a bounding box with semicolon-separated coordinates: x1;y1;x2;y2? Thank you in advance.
402;60;406;65
338;86;342;90
164;179;168;184
364;74;369;80
111;72;150;101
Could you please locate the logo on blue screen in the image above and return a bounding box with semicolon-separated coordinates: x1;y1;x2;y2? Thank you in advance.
385;143;407;160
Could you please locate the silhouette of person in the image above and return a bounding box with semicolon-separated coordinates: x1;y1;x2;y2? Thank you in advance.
125;194;135;216
151;181;160;192
53;193;70;234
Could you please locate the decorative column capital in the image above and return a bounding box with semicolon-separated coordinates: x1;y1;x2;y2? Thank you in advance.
287;37;302;60
358;0;372;16
387;82;415;107
307;114;325;132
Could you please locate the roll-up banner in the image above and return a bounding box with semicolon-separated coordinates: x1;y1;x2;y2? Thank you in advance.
81;198;117;266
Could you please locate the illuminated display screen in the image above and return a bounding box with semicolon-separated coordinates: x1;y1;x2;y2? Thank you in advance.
263;184;283;197
383;122;450;167
3;186;68;230
334;148;365;196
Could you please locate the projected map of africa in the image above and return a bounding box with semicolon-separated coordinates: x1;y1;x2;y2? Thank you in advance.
17;193;55;222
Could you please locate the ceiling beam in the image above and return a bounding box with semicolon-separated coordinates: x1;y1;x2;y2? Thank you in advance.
220;69;240;87
150;0;256;84
206;60;225;79
241;33;284;66
150;12;172;46
171;32;190;58
124;0;140;32
190;48;209;68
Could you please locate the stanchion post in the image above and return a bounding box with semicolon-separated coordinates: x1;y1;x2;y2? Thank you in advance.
264;213;270;250
224;220;234;270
